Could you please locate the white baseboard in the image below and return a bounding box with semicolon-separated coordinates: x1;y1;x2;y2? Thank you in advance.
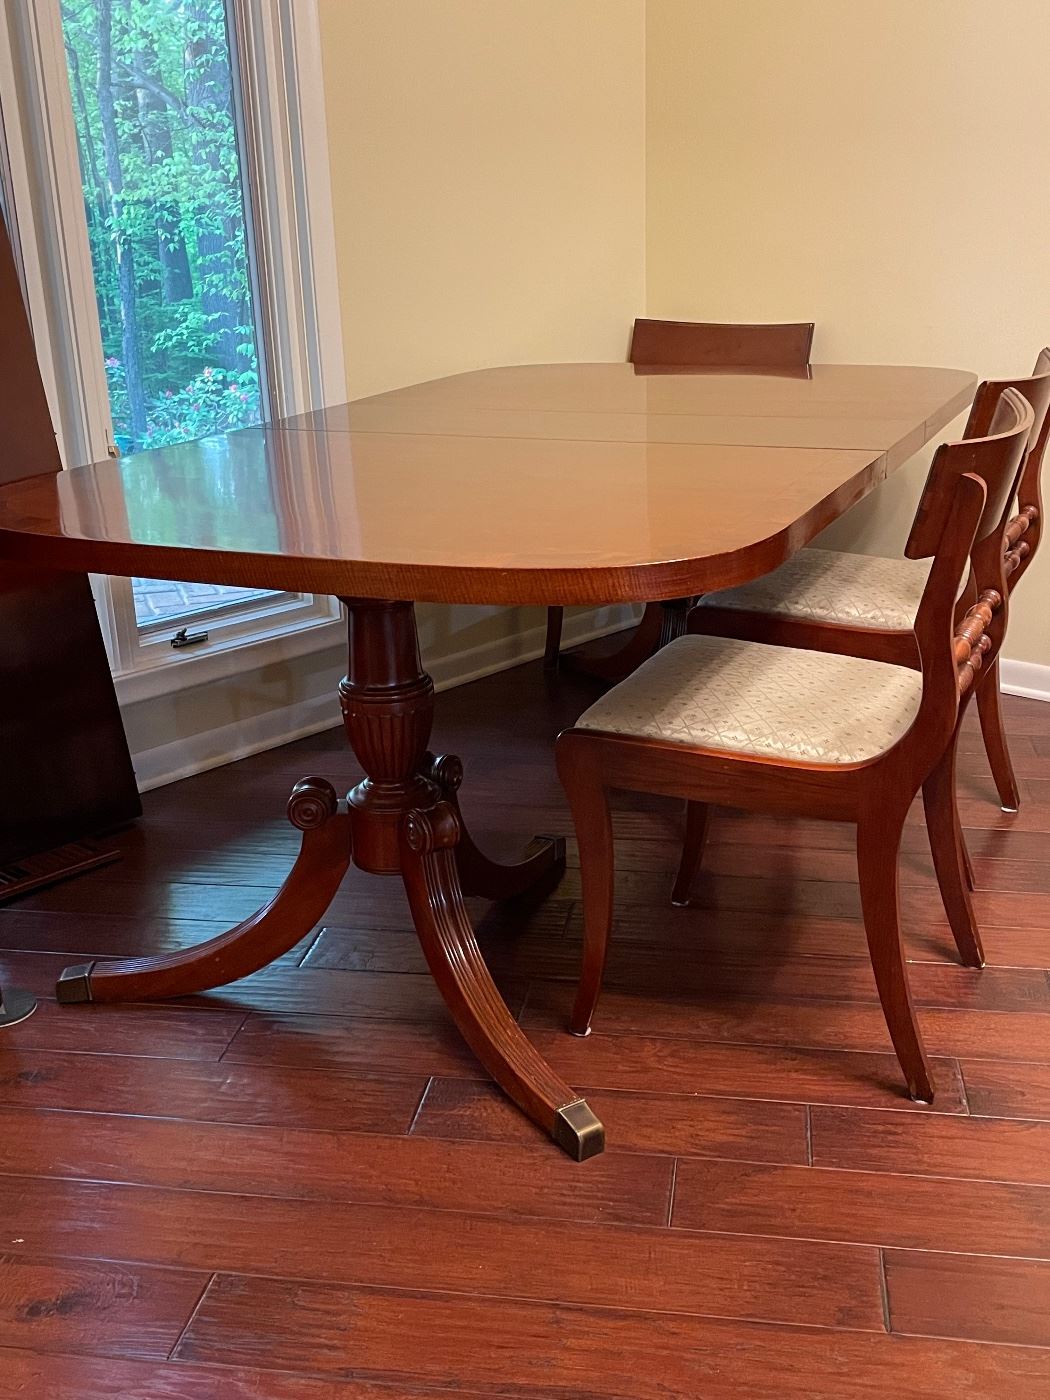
131;628;1049;791
132;606;637;791
999;658;1050;703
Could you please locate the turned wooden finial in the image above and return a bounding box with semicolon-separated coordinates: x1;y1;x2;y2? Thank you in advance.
287;777;339;831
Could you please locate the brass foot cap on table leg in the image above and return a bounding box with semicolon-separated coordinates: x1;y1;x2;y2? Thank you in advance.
0;987;37;1029
553;1099;605;1161
56;963;96;1004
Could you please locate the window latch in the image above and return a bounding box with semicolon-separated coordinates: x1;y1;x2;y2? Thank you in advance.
170;626;209;649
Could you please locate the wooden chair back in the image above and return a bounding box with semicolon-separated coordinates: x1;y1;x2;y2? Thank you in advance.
960;358;1050;544
999;348;1050;591
909;388;1036;559
906;388;1033;734
629;318;815;369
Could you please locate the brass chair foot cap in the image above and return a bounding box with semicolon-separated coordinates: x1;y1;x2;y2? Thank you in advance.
553;1099;605;1161
0;986;37;1029
56;964;95;1004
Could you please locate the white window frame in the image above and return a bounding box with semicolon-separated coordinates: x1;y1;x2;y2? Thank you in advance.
0;0;346;706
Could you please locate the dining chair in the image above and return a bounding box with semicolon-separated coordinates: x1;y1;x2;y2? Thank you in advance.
628;317;815;369
542;318;816;670
555;390;1033;1104
688;351;1050;813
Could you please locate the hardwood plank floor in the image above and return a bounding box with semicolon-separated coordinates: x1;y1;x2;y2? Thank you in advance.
0;1256;208;1360
810;1103;1050;1184
0;1049;428;1133
884;1250;1050;1348
0;1176;882;1332
671;1157;1050;1257
174;1277;1050;1399
0;1106;671;1225
1;659;1048;1395
0;1348;471;1399
961;1058;1050;1118
412;1076;811;1161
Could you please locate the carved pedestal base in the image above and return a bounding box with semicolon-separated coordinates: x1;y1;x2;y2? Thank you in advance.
56;598;604;1161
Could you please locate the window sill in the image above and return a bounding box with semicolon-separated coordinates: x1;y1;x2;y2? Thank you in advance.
112;610;344;706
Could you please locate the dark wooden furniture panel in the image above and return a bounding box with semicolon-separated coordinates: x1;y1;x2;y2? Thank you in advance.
0;214;139;872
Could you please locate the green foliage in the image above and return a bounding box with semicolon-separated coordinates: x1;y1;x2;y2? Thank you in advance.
141;365;261;448
61;0;262;452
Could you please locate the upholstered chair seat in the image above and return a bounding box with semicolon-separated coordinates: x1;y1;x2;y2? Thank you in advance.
575;633;923;765
697;547;962;631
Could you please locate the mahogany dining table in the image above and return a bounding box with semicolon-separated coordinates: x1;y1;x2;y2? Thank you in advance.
0;360;976;1159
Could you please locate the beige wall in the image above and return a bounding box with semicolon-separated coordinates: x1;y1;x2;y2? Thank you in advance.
318;0;646;669
321;0;646;398
646;0;1050;666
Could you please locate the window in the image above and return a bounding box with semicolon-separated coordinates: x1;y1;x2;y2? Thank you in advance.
0;0;344;699
61;0;276;629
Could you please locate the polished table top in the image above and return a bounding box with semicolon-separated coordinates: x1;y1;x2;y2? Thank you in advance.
0;362;976;605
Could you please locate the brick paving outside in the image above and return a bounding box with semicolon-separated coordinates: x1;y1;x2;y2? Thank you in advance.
132;576;273;626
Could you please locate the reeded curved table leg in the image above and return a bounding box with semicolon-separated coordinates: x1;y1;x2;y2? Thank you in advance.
561;601;665;683
426;752;566;900
400;801;604;1161
543;606;564;671
657;597;696;647
56;779;351;1004
59;597;601;1159
566;597;697;683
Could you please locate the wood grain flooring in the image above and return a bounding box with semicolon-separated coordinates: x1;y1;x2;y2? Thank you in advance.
1;658;1049;1396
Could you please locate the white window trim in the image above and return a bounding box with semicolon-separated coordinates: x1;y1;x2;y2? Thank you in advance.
0;0;347;704
230;0;347;419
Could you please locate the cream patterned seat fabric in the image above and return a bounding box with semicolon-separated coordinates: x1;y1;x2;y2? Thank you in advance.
696;546;940;630
576;634;923;765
